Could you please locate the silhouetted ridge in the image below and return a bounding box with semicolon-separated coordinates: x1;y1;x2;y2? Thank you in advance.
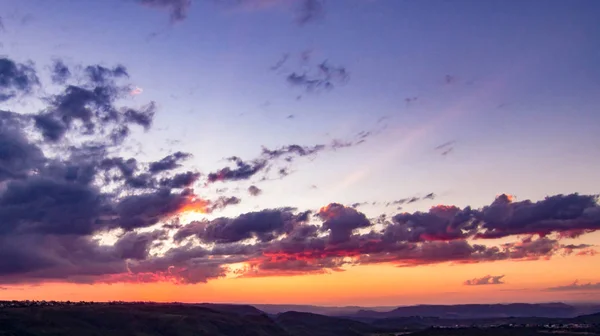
275;311;388;336
197;303;266;316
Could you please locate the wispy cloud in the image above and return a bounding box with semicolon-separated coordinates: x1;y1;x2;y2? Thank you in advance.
545;280;600;292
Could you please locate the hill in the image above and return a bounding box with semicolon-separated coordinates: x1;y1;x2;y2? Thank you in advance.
254;304;396;316
274;311;390;336
196;303;266;316
0;303;289;336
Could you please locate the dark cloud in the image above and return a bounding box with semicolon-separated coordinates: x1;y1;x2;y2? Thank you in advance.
84;64;128;85
114;189;198;231
208;139;367;183
560;243;595;256
0;112;45;182
207;196;241;213
545;280;600;292
207;156;267;183
405;96;418;107
270;53;289;71
207;144;325;183
464;275;505;286
124;102;156;130
383;194;436;207
262;144;325;159
295;0;325;25
137;0;192;22
148;151;191;173
0;58;40;102
318;203;371;244
387;205;476;242
33;65;152;143
135;0;326;27
114;230;168;260
0;234;128;283
435;140;455;156
0;55;221;285
444;74;457;85
434;141;455;150
475;193;600;239
174;207;309;244
159;171;201;189
286;61;348;92
248;185;262;196
50;59;71;84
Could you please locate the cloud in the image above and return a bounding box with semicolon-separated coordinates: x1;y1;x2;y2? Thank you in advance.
384;193;436;207
286;60;349;92
148;151;191;173
134;0;326;26
2;54;600;286
207;195;241;213
464;275;505;286
475;193;600;239
174;207;310;244
0;58;40;102
434;141;455;150
435;140;455;156
318;203;372;244
114;230;168;260
137;0;192;22
33;63;150;144
50;59;71;84
545;280;600;292
270;53;289;71
130;86;143;95
206;144;325;183
0;55;216;284
159;171;201;189
295;0;325;25
207;140;367;183
248;185;262;196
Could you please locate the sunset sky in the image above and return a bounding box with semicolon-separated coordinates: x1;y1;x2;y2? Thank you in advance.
1;0;600;306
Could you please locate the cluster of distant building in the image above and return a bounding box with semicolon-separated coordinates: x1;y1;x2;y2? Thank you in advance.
432;323;592;330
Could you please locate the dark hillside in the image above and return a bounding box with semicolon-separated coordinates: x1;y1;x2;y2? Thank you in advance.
275;311;389;336
0;304;289;336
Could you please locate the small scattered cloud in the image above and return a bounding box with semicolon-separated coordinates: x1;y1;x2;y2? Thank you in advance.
137;0;192;22
270;53;289;71
464;275;505;286
130;86;144;95
444;74;457;85
404;96;418;107
248;185;262;196
286;60;349;92
545;280;600;292
295;0;325;25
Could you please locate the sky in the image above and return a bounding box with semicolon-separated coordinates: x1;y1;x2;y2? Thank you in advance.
0;0;600;306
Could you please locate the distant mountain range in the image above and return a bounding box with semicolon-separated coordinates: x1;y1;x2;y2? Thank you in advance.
350;303;583;319
250;302;600;319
